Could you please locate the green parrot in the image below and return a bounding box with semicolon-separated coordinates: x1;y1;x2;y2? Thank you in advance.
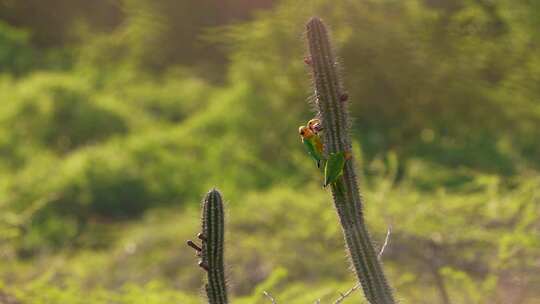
324;151;346;187
300;118;351;188
299;125;324;168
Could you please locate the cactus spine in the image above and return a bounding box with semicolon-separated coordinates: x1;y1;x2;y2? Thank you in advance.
188;188;228;304
306;17;396;304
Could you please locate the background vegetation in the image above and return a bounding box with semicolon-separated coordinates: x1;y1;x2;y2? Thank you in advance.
0;0;539;303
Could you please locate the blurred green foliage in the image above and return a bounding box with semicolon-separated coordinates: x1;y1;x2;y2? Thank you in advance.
0;0;539;303
0;21;34;74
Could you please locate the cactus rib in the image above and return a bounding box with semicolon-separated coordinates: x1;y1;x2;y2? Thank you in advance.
306;17;396;304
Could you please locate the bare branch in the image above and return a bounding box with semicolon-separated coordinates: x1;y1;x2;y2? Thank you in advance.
333;284;360;304
263;291;277;304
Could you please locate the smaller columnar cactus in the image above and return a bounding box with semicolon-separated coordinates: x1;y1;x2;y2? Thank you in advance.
187;188;228;304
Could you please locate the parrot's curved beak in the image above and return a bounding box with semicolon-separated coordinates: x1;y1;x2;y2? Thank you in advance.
312;123;323;133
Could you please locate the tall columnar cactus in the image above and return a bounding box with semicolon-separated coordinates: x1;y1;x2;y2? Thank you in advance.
305;17;396;304
187;188;228;304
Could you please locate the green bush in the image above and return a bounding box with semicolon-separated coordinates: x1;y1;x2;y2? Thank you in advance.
4;166;538;302
0;72;129;154
105;70;214;123
0;21;35;75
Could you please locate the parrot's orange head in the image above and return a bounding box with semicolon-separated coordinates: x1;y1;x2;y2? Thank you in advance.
298;126;314;138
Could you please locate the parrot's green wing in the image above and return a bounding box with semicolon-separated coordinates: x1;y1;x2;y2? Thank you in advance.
324;151;346;187
303;138;322;168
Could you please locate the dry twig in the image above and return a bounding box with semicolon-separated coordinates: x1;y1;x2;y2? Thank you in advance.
263;291;277;304
333;284;361;304
378;225;392;260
